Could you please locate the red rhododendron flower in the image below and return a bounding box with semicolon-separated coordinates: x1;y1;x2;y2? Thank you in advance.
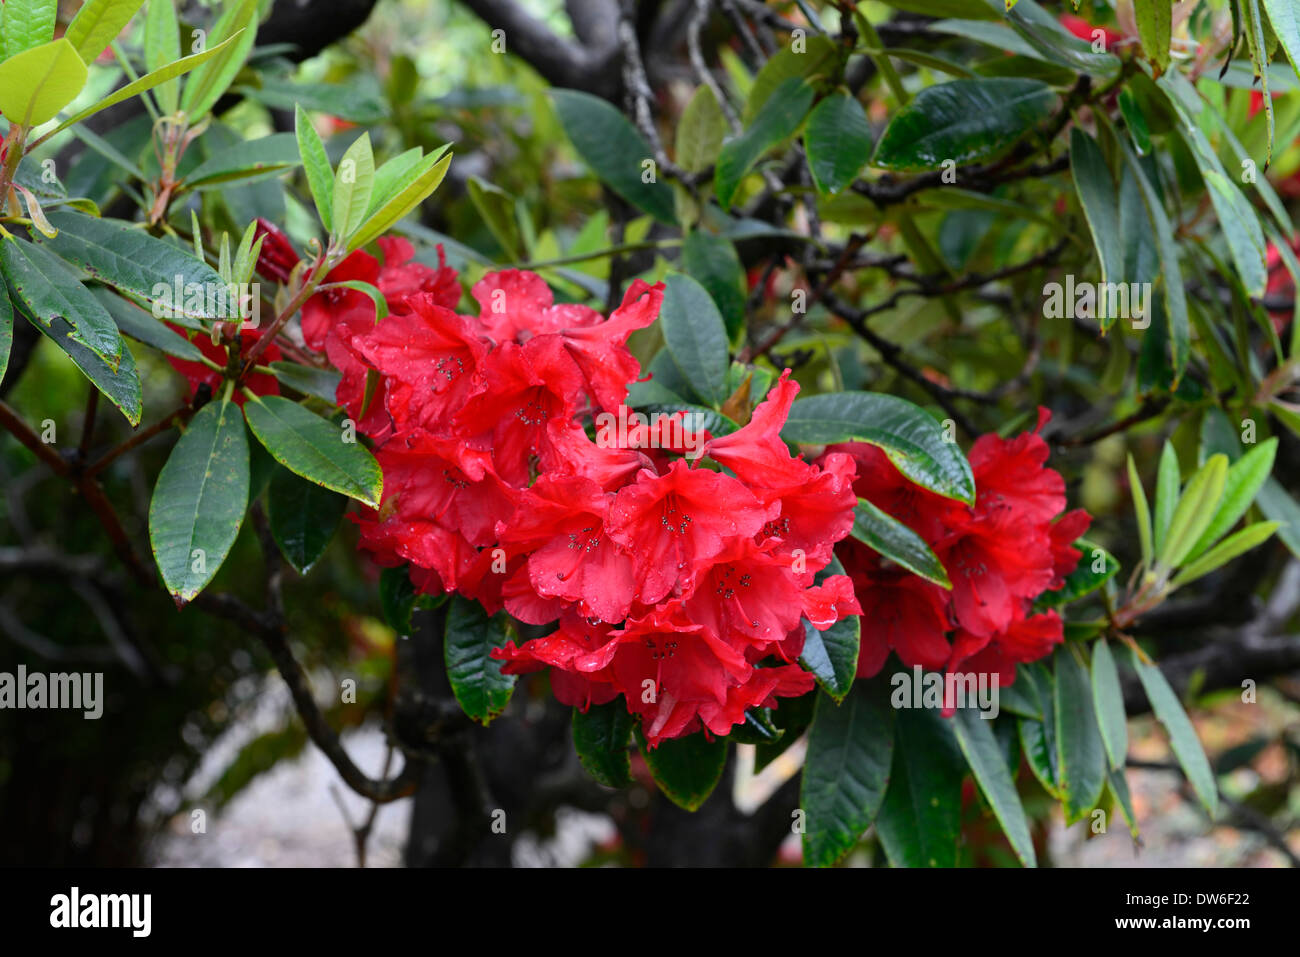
322;256;860;745
830;407;1090;687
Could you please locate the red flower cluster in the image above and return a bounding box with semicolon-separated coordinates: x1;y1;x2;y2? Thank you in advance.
301;251;860;745
827;408;1090;688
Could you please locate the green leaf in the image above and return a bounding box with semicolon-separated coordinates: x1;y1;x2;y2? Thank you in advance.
638;726;727;812
1113;131;1189;381
1;234;121;365
1186;437;1277;562
800;683;894;867
1127;453;1154;571
92;287;202;360
1153;440;1180;556
443;595;515;725
744;35;837;123
1170;521;1280;589
379;565;417;633
876;708;963;867
675;84;727;174
850;497;950;588
552;88;676;225
184;133;300;189
330;133;376;245
0;271;11;385
349;148;451;252
1054;646;1107;824
242;396;382;507
267;361;341;404
798;552;860;701
467;175;521;260
951;705;1036;866
804;91;873;195
40;210;231;319
43;29;241;138
1245;0;1276;165
681;231;746;345
1125;645;1218;817
2;0;56;59
999;671;1042;720
716;77;815;208
64;0;144;65
178;0;260;120
267;466;345;575
573;700;634;788
871;77;1056;172
295;104;334;233
1157;77;1268;297
0;38;87;126
782;391;975;503
1107;767;1141;840
1070;128;1122;296
1264;0;1300;90
1038;538;1119;607
659;272;730;408
799;611;860;704
1134;0;1172;74
1019;712;1061;798
1157;453;1228;571
148;397;249;603
1090;640;1128;773
1118;88;1151;155
144;0;180;113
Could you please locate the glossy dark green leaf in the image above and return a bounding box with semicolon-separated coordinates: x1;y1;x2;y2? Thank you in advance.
638;726;727;811
148;397;249;603
1070;128;1122;306
243;396;382;507
782;391;974;502
876;707;963;867
872;78;1056;171
39;210;232;320
951;705;1036;866
659;272;730;408
1125;645;1219;817
801;683;894;867
573;700;635;788
552;88;676;224
681;231;746;345
798;555;859;701
444;595;515;724
999;670;1041;721
1036;538;1118;607
267;466;345;574
1;234;121;365
716;77;816;208
851;497;951;588
1113;131;1189;380
1054;646;1107;824
805;91;873;194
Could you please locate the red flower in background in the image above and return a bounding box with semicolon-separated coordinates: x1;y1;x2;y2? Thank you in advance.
166;326;281;407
